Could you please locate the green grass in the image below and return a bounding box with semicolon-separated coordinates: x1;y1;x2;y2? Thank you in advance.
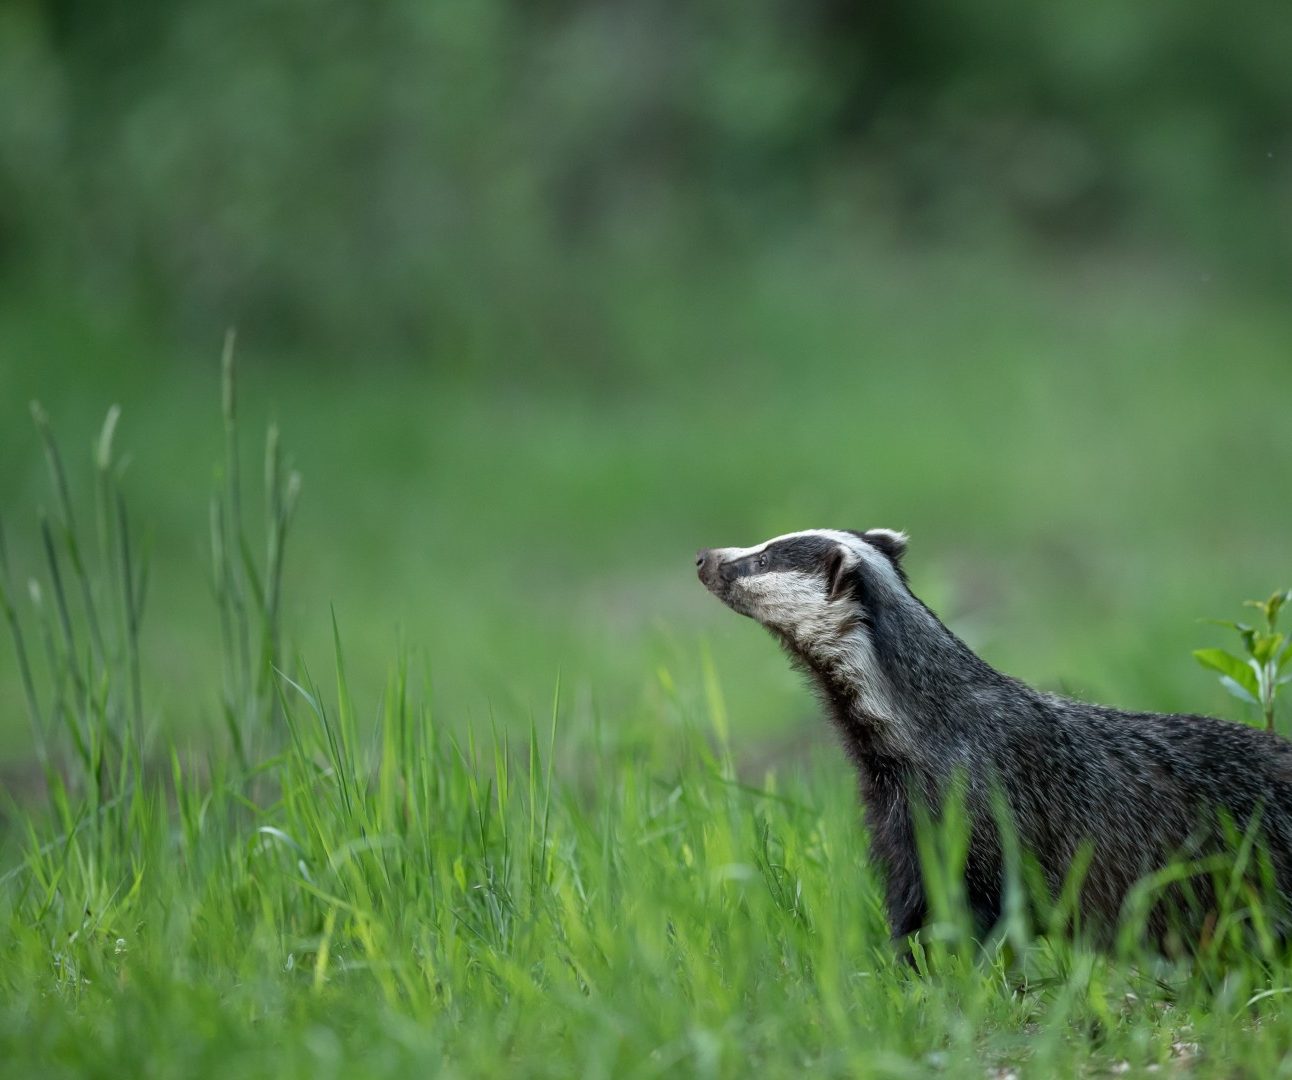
4;246;1292;1076
3;645;1292;1078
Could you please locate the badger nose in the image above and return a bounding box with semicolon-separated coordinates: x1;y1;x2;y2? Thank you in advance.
696;549;725;589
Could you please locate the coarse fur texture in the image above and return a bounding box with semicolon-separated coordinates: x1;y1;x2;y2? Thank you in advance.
696;529;1292;951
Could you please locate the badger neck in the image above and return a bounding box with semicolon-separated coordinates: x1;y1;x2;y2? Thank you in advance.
790;593;1016;767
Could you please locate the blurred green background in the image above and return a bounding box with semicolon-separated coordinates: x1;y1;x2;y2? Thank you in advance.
1;0;1290;765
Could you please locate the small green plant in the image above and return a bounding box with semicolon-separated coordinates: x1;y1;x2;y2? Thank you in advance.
1195;589;1292;733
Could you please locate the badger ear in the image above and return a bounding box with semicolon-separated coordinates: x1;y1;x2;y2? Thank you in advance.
860;528;908;565
825;545;853;602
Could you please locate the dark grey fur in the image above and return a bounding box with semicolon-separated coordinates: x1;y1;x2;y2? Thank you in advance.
698;530;1292;950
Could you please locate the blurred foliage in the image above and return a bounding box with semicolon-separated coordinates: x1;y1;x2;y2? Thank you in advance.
1;0;1289;358
3;262;1292;761
2;0;1291;763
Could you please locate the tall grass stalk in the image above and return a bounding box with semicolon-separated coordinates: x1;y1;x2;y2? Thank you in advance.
212;330;301;765
6;402;150;799
0;515;45;762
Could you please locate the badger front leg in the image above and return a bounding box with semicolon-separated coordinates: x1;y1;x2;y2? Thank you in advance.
886;864;929;941
858;767;929;946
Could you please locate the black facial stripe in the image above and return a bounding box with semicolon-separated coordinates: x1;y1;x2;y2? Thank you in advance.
726;536;838;579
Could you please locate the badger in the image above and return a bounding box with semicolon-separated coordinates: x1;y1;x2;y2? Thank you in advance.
697;528;1292;951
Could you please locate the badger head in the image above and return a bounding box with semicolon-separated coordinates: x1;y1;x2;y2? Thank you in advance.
695;528;909;660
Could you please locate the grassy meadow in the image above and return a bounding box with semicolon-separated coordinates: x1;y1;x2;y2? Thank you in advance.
3;243;1292;1077
5;2;1292;1073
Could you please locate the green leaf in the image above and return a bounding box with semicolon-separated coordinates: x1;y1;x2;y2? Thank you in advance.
1246;590;1292;631
1202;619;1253;632
1200;619;1257;652
1219;676;1260;706
1253;633;1286;665
1194;648;1261;698
1279;644;1292;675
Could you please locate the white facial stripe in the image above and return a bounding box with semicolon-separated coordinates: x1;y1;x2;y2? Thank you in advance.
736;569;825;624
716;528;851;561
731;566;903;727
711;528;902;582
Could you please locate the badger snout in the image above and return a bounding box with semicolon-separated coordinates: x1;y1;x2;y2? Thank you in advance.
696;549;719;590
696;548;734;592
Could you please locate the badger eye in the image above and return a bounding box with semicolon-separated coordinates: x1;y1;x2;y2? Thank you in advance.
757;554;767;569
